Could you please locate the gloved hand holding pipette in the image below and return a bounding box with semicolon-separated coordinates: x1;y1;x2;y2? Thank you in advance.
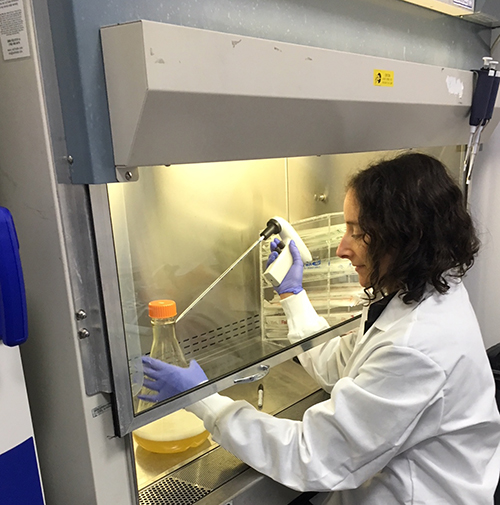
138;356;208;403
262;216;312;288
266;238;304;296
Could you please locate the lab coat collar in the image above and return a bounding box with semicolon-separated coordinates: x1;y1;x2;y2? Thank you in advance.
359;288;425;343
371;291;417;332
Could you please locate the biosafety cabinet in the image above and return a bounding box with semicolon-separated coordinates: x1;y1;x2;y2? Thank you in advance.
1;2;499;505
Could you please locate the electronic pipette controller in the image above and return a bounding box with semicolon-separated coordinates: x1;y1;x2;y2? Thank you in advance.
262;216;312;286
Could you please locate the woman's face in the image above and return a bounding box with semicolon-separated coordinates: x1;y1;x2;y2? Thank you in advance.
336;189;371;287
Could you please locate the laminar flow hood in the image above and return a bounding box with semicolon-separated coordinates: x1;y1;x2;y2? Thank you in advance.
100;20;495;173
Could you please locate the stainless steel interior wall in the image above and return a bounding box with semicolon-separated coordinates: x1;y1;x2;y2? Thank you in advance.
287;146;463;222
108;159;287;353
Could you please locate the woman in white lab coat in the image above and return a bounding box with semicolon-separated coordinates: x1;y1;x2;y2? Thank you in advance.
141;152;500;505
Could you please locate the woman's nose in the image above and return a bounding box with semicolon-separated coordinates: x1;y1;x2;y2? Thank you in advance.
336;235;351;259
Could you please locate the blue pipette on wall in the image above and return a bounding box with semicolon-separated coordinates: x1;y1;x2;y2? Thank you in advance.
464;57;500;199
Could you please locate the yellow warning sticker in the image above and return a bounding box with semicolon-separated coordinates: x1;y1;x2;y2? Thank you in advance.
374;70;394;87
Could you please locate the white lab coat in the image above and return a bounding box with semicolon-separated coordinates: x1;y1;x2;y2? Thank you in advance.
188;281;500;505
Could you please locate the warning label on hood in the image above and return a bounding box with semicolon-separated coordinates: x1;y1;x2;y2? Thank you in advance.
374;69;394;87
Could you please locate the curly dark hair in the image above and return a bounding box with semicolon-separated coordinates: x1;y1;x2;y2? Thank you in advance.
347;151;480;304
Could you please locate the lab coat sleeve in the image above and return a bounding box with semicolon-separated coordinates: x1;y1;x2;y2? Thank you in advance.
281;290;359;392
187;345;446;492
280;290;330;343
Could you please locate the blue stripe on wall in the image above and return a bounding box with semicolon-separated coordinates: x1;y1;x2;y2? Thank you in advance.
0;437;44;504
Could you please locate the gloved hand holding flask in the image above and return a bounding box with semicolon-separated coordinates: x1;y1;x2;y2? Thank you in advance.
266;238;304;295
138;357;208;403
138;299;208;404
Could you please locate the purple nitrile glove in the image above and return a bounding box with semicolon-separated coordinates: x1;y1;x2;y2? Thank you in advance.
138;356;208;403
266;238;304;295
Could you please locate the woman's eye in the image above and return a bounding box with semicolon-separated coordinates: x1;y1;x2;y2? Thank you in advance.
351;233;364;240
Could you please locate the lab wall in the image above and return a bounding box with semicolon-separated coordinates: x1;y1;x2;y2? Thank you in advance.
463;31;500;349
467;144;500;348
465;139;500;350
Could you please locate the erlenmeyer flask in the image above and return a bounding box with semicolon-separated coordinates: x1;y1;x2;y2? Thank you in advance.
133;300;209;453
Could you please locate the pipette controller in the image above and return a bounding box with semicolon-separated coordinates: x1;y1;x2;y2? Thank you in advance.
263;216;312;286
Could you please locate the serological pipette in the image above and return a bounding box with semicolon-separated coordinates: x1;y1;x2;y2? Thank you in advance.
176;218;282;323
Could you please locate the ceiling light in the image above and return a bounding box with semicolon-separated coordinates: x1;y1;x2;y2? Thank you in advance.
400;0;474;17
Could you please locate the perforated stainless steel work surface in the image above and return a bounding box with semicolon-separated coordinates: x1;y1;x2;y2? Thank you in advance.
139;447;247;505
139;477;210;505
170;447;247;491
